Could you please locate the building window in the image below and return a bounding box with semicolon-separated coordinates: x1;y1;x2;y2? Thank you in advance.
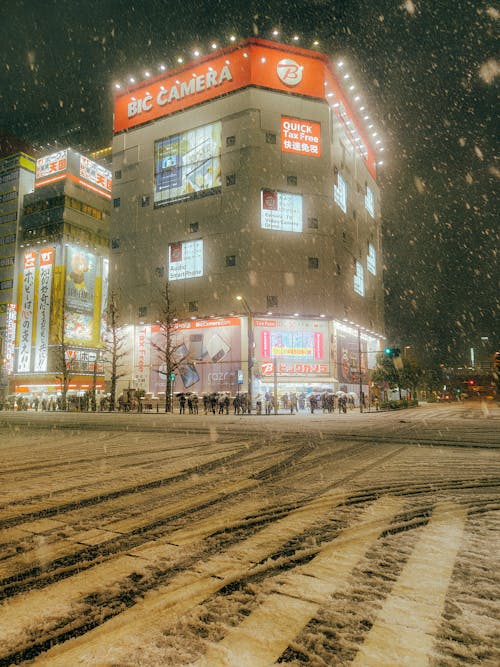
367;243;376;275
307;217;319;229
154;266;164;278
308;257;319;269
225;254;236;267
266;132;277;144
267;295;278;308
141;195;150;207
113;197;121;208
114;170;122;179
365;186;375;218
287;175;297;186
138;306;148;318
111;238;120;249
334;172;347;213
188;300;198;312
189;222;199;233
354;260;365;297
226;173;236;186
226;135;236;146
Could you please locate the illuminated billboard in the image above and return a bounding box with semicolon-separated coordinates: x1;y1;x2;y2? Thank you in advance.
281;117;321;157
254;317;329;377
17;251;37;373
79;155;112;196
149;317;242;394
64;246;97;344
34;247;55;372
261;190;303;233
168;240;203;281
35;150;67;186
154;122;221;206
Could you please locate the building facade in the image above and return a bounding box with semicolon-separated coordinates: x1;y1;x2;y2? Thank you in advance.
111;38;385;403
0;152;35;397
8;148;111;402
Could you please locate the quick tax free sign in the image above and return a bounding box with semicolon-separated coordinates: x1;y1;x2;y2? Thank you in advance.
281;117;321;157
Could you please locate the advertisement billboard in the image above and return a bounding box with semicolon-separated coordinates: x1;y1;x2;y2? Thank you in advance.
64;246;97;344
35;149;67;185
168;240;203;281
154;122;222;205
17;251;37;372
254;317;329;377
149;317;242;395
34;247;55;372
261;190;303;233
281;117;321;157
114;39;327;133
4;303;17;375
79;155;112;197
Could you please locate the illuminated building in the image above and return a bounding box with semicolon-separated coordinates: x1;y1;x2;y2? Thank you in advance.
9;148;111;398
0;152;35;398
111;38;385;402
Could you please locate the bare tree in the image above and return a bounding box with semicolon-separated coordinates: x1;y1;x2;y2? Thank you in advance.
150;282;184;412
102;289;127;411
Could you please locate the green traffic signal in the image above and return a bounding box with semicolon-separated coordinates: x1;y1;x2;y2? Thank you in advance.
384;347;401;358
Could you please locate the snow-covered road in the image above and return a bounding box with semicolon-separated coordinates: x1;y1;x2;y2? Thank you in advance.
0;403;498;665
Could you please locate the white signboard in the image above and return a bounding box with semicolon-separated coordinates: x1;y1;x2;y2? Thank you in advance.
17;251;37;372
168;240;203;281
261;190;303;233
5;303;17;375
79;155;112;194
34;247;55;372
36;149;67;181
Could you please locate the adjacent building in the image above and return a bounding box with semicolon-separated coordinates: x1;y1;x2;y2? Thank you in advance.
8;148;111;399
0;152;36;398
109;38;386;402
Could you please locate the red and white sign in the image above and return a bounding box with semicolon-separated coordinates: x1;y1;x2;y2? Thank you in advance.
34;247;55;372
36;150;67;182
114;37;377;177
261;361;329;376
17;251;37;373
281;117;321;157
276;58;303;86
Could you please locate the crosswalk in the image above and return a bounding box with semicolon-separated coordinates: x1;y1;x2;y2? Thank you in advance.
28;495;466;666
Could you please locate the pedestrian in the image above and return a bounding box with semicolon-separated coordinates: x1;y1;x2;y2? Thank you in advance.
179;394;186;414
192;394;199;414
309;394;317;414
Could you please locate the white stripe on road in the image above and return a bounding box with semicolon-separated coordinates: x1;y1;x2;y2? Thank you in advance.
351;501;466;667
196;496;403;667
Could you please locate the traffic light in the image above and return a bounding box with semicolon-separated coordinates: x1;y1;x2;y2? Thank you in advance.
384;347;401;358
467;379;475;386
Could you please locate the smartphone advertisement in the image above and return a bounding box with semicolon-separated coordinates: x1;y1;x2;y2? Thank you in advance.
154;121;222;206
149;317;242;394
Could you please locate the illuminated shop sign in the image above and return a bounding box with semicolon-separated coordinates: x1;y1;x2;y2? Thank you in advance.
261;190;303;233
168;239;203;281
154;122;221;205
64;246;97;344
281;117;321;157
79;156;112;195
254;317;329;376
35;150;67;185
5;303;17;375
148;317;242;395
114;38;376;178
17;250;37;372
34;247;55;372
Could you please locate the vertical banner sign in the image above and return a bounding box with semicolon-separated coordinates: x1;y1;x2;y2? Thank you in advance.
34;247;55;372
17;250;37;372
5;303;17;375
64;246;97;344
100;258;109;342
135;324;151;388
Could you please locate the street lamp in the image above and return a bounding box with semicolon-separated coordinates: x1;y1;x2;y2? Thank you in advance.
236;295;253;414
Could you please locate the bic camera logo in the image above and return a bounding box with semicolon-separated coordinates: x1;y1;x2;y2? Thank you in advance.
276;59;303;87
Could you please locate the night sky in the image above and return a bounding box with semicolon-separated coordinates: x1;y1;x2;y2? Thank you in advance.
1;0;498;366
